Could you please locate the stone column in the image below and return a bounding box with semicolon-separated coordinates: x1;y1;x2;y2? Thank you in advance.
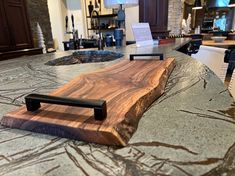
25;0;53;49
168;0;183;35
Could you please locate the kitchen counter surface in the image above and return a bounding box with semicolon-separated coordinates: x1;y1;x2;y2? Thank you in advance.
0;38;234;176
202;40;235;47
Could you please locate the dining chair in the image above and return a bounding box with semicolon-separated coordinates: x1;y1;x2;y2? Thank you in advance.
191;45;228;83
229;72;235;99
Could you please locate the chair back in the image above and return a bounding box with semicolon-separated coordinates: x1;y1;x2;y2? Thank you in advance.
191;45;228;82
229;72;235;100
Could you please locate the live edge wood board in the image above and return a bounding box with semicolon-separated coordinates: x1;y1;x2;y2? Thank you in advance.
1;57;175;146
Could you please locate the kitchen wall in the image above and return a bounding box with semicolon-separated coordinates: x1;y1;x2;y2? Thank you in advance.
26;0;53;49
48;0;86;50
66;0;86;39
125;6;139;41
48;0;67;50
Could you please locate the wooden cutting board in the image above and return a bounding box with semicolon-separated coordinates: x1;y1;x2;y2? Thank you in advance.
1;57;175;146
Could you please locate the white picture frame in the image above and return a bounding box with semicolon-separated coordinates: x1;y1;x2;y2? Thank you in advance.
131;23;154;47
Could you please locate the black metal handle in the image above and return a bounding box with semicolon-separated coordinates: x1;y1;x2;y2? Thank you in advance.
130;53;164;61
25;94;107;121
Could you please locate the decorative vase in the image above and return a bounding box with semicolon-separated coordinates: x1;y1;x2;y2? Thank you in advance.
36;22;46;53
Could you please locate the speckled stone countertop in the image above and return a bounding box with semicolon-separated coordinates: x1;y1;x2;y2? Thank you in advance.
0;38;235;176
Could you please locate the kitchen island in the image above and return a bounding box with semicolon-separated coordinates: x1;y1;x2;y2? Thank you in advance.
202;40;235;47
0;38;234;176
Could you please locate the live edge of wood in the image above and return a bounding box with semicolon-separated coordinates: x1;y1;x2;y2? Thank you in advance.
1;58;175;146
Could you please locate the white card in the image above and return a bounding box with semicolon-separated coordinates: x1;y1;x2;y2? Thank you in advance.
131;23;154;47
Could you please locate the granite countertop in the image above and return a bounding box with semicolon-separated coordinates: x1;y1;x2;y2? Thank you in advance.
0;38;234;176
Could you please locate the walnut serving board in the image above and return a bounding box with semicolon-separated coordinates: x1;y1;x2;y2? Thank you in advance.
1;57;175;146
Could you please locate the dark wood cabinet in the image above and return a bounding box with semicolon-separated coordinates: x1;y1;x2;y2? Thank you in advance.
139;0;169;38
0;0;33;52
0;0;11;51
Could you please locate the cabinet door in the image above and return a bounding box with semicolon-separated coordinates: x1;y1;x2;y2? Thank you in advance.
0;0;11;52
4;0;33;50
139;0;169;38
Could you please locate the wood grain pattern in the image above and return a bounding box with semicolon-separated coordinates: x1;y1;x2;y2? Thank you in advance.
1;58;175;146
